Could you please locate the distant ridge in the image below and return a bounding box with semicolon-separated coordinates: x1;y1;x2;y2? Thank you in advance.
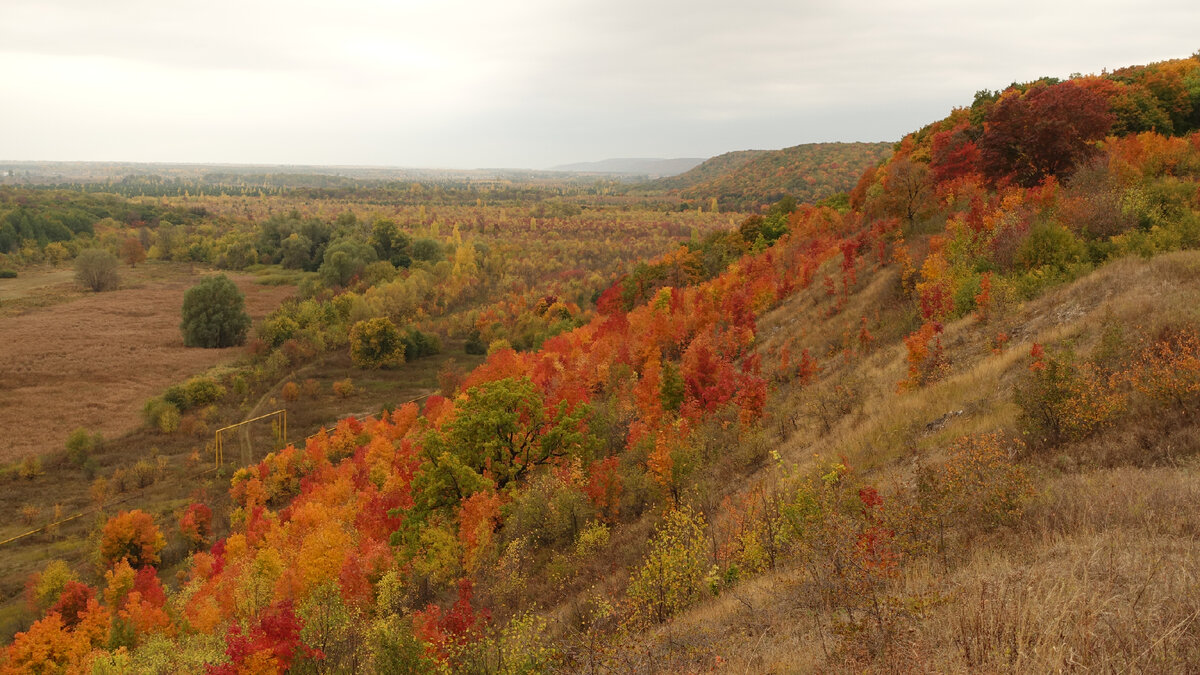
549;157;706;177
635;141;893;210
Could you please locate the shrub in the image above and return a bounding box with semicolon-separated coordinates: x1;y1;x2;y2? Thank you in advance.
161;384;189;410
19;456;42;480
131;459;156;488
184;376;225;407
19;503;40;525
909;433;1034;554
464;331;487;355
180;274;251;348
349;317;406;369
157;407;181;434
281;381;300;402
143;398;181;433
1015;346;1126;446
259;315;299;349
120;237;146;267
65;428;97;467
98;510;166;568
626;505;710;625
333;378;355;398
0;269;16;278
1012;343;1123;444
110;468;130;494
74;248;119;292
402;328;442;359
1129;326;1200;414
302;379;320;398
90;477;109;506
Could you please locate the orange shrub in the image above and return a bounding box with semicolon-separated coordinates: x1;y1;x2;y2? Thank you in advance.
1130;326;1200;412
332;378;355;398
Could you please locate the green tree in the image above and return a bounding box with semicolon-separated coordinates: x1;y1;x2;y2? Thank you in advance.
410;237;442;263
74;248;120;292
180;274;251;348
349;317;406;369
369;218;412;268
319;237;376;287
279;232;313;269
416;377;596;508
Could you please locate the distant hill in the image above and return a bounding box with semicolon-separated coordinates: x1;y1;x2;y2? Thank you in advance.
549;157;705;177
636;141;893;210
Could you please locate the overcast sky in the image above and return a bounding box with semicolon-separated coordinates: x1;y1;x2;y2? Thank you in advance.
1;0;1197;169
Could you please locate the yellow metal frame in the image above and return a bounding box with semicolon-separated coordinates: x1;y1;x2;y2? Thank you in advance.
213;409;287;470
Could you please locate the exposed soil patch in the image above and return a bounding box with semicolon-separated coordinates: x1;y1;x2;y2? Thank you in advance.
0;264;293;462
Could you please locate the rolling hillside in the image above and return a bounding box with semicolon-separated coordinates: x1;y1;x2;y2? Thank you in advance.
635;141;893;210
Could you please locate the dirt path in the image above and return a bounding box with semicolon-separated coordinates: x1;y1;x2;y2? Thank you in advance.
0;265;293;462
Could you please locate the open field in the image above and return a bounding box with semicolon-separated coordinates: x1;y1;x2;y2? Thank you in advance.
0;263;295;463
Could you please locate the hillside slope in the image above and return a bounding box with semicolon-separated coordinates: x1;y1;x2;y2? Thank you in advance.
636;141;892;210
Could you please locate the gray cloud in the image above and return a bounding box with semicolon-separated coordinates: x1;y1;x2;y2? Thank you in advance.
1;0;1197;167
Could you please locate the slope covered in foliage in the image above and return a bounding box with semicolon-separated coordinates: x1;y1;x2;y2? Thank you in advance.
638;142;893;211
7;53;1200;673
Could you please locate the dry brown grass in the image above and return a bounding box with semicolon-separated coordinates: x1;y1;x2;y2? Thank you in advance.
904;465;1200;673
0;263;293;463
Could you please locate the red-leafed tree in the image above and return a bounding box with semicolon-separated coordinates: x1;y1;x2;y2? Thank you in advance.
179;502;213;551
979;81;1114;187
47;581;95;628
207;599;316;674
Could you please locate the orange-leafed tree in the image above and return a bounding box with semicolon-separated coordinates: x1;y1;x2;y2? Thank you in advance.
99;510;166;568
121;237;147;267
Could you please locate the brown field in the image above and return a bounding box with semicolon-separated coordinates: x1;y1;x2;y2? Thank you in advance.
0;263;294;463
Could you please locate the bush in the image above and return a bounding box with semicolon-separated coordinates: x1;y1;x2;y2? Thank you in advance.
1015;346;1126;446
333;378;355;398
19;456;42;480
131;459;156;488
281;381;300;402
65;428;98;467
180;274;251;348
74;248;119;292
142;398;181;433
184;376;225;407
302;379;320;398
0;269;16;278
464;330;487;355
626;505;710;625
402;328;442;359
349;317;406;369
259;315;299;348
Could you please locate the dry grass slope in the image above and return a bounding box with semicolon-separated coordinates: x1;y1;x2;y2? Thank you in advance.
607;251;1200;672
